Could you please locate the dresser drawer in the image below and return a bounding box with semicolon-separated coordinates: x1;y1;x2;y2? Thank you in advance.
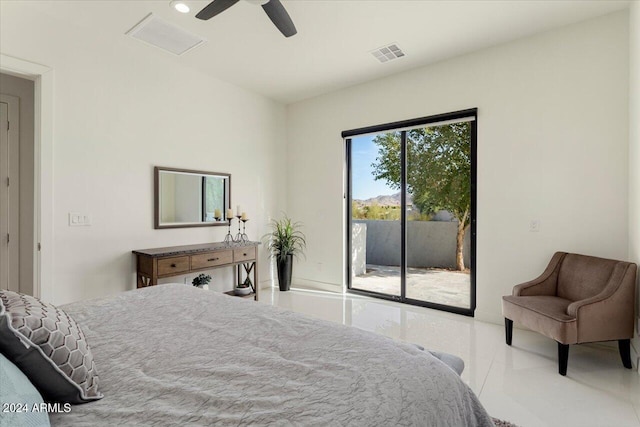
191;250;233;270
157;256;190;276
234;247;256;262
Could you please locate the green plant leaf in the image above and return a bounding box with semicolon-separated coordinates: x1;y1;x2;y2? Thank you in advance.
262;213;306;262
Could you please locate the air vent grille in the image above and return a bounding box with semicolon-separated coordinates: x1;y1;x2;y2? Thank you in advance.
126;13;206;56
371;43;405;63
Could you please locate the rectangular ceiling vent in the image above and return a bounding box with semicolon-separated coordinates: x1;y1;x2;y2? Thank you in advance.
126;13;206;56
370;43;405;63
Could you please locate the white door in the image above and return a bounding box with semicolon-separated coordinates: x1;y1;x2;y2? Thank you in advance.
0;98;20;292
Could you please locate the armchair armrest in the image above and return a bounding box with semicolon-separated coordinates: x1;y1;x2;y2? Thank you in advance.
513;252;566;296
567;262;636;318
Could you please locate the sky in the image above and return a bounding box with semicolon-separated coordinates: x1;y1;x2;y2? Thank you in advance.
351;134;396;200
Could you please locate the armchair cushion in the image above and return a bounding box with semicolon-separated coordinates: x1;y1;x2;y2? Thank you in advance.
502;295;577;343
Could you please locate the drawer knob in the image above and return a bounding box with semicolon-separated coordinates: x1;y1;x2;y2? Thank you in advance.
171;263;176;268
208;257;219;262
243;253;247;256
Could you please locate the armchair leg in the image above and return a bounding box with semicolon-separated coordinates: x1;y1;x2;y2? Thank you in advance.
619;339;632;369
505;318;513;346
558;343;569;376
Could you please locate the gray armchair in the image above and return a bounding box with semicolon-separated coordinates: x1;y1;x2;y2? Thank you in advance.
502;252;637;375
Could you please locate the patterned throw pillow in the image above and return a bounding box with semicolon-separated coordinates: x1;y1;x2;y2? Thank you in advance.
0;290;103;404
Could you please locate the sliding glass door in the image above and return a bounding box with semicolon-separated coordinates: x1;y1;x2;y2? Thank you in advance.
345;110;476;315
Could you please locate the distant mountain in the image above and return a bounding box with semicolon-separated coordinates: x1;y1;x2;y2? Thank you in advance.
354;192;413;207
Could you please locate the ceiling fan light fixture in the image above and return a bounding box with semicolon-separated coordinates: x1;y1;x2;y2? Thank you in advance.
170;0;190;13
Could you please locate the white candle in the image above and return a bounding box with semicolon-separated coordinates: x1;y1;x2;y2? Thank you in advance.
241;212;247;220
227;209;233;219
237;205;241;216
214;209;221;218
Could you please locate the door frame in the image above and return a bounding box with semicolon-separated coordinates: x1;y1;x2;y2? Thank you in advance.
0;54;53;301
343;108;477;316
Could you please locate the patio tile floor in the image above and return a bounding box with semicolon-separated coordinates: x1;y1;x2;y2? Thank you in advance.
351;264;471;308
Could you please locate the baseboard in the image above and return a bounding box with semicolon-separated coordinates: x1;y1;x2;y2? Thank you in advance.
258;279;272;290
291;277;343;294
474;309;503;325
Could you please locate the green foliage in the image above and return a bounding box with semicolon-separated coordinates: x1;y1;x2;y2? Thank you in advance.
264;214;306;262
371;122;471;228
352;202;402;220
365;202;384;220
192;273;211;287
352;201;364;219
407;210;433;222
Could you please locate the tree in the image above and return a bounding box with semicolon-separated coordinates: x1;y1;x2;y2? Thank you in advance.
371;122;471;270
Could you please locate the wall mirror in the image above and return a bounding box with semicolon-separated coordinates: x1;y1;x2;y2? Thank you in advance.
154;167;231;229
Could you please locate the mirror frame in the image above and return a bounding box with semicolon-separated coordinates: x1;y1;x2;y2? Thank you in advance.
154;166;231;229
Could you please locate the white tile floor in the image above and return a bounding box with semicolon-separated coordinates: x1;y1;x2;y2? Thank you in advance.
261;287;640;427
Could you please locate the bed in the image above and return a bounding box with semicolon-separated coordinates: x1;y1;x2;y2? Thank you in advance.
39;284;494;426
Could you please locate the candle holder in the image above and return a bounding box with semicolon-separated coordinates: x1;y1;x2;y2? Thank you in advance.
223;218;234;246
214;216;221;222
240;219;249;244
234;216;242;243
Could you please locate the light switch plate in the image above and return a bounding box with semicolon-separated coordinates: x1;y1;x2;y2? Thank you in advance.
69;212;91;226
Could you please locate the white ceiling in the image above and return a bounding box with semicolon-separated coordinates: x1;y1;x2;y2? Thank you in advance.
4;0;631;104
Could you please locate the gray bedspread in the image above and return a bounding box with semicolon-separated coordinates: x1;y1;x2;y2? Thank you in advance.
50;284;493;426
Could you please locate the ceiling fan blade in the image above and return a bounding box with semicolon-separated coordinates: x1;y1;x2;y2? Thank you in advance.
196;0;240;20
261;0;297;37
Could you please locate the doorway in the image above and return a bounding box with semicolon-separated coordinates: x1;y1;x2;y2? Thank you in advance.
1;73;35;295
344;109;477;316
0;55;53;302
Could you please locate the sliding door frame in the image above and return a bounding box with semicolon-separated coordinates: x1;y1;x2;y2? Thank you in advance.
344;108;477;316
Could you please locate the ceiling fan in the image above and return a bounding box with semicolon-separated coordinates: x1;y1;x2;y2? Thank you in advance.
196;0;297;38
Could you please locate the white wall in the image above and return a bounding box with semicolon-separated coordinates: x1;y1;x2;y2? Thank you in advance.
0;5;287;305
0;73;34;297
286;12;630;323
629;1;640;367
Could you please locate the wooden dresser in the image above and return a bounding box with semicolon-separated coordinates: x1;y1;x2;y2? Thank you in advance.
132;242;260;301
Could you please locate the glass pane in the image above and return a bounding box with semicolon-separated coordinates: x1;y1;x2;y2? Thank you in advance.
405;122;471;308
203;176;225;222
350;132;401;296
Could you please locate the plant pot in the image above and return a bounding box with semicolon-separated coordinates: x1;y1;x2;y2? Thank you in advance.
234;286;252;296
197;284;209;290
233;286;253;296
277;254;293;291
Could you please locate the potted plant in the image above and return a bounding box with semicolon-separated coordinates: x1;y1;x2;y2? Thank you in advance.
264;215;306;291
192;273;211;290
235;277;253;296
